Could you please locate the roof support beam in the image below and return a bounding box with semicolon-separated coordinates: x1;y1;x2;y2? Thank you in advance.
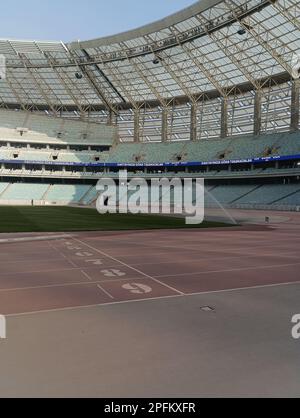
79;64;118;116
190;103;197;141
129;58;166;106
45;56;87;116
63;44;118;116
144;34;194;102
254;89;262;136
134;108;140;143
103;63;139;109
3;68;29;111
221;97;228;138
178;41;226;97
161;107;168;142
225;0;294;77
291;79;300;131
18;55;60;115
195;12;260;89
81;49;127;104
267;0;300;32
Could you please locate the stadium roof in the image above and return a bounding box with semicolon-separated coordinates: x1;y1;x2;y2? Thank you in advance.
0;0;298;114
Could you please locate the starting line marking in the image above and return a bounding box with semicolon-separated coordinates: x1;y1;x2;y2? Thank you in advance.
73;238;185;296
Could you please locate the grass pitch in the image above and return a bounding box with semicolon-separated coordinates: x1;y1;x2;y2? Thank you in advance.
0;206;232;233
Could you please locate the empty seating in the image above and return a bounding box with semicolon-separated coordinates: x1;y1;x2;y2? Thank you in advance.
0;109;116;145
1;183;48;200
235;184;300;205
108;132;300;164
45;184;91;203
81;187;98;204
205;184;258;205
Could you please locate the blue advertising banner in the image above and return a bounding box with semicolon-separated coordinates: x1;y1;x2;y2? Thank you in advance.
0;154;299;168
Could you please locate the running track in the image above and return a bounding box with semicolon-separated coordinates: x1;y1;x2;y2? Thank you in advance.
0;212;299;316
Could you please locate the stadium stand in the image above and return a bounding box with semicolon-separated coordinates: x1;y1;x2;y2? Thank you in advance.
0;110;117;145
45;184;92;204
106;132;300;164
0;0;300;212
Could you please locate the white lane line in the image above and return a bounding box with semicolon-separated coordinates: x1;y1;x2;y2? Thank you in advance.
119;251;300;268
81;270;93;281
2;253;299;279
0;280;97;293
0;234;72;244
73;238;185;296
154;261;300;279
0;267;80;276
80;240;300;259
0;257;66;266
0;263;136;277
47;241;79;268
6;280;300;318
0;275;146;293
81;269;115;300
97;284;115;300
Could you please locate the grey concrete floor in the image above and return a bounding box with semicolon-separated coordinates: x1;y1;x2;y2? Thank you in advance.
0;283;299;398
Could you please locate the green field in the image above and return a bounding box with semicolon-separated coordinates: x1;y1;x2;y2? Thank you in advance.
0;206;232;233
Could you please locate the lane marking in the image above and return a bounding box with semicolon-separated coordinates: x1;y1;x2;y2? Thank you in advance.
73;238;185;296
0;275;148;293
0;257;67;266
0;234;72;244
0;267;81;276
116;251;300;268
81;270;93;281
74;240;300;260
97;284;115;300
47;241;79;268
81;269;115;300
6;280;300;318
154;261;300;279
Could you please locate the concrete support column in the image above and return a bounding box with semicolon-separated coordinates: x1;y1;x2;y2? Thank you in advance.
133;108;140;143
190;103;197;142
161;107;168;142
107;110;119;126
291;79;300;132
254;90;262;136
221;97;228;139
